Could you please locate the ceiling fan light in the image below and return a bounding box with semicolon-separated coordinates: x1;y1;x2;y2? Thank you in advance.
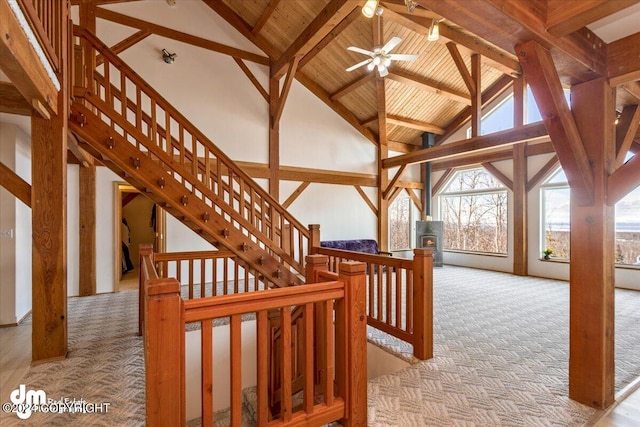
428;19;440;42
373;56;381;66
362;0;379;18
367;62;375;71
383;58;391;67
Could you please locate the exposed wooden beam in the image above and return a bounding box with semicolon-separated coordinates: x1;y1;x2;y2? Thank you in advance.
471;54;481;137
330;73;374;100
383;122;549;168
546;0;639;37
271;0;359;78
67;130;94;168
296;72;378;145
269;77;279;199
299;6;362;69
0;0;58;116
376;15;390;251
608;151;640;205
71;0;142;4
360;115;378;127
203;0;280;58
446;42;476;95
0;161;31;207
234;161;379;187
481;162;513;191
383;165;407;199
252;0;282;35
415;0;607;83
516;40;594;206
436;74;514;145
233;57;269;103
386;70;471;105
620;81;640;100
0;81;32;115
95;7;270;65
607;32;640;86
354;185;378;216
79;164;96;296
383;8;521;76
386;115;444;134
527;155;559;192
432;168;454;196
407;187;422;212
388;139;419;153
272;56;300;127
282;181;310;209
615;104;640;167
96;29;151;66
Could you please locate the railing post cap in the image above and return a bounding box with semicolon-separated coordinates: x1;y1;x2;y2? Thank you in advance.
305;254;328;265
308;224;320;230
147;278;180;297
338;261;366;274
413;248;433;257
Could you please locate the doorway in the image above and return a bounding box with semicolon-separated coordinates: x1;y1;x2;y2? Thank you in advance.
114;183;165;292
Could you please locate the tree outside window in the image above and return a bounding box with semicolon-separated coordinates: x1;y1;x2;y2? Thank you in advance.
438;167;508;254
389;195;411;251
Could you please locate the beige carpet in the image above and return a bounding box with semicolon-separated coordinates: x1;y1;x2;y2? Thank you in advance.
1;266;638;426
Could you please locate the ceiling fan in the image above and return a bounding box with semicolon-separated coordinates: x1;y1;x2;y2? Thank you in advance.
345;36;418;77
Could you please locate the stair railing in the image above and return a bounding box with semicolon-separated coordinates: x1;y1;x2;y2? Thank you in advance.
141;248;367;427
72;26;310;275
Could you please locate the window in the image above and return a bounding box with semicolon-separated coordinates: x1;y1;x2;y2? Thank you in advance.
541;169;570;258
438;167;508;254
389;195;411;251
541;165;640;265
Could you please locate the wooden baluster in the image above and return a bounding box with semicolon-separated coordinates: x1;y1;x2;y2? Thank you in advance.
230;314;242;427
377;265;382;321
244;265;249;293
179;123;185;167
151;99;157;145
120;72;126;117
256;310;269;425
337;262;367;427
104;60;111;105
368;263;374;318
223;258;229;295
204;149;211;188
201;318;213;426
138;244;154;336
303;303;314;414
200;258;206;298
191;136;197;178
212;257;218;296
145;277;184;426
239;180;245;219
165;110;171;156
135;86;141;130
385;265;392;325
216;156;222;197
281;306;292;422
395;268;402;329
412;248;433;360
407;269;413;334
234;260;239;294
188;259;194;300
323;300;334;406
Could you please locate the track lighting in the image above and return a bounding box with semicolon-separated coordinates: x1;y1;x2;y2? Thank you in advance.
362;0;379;18
427;19;440;42
162;48;177;64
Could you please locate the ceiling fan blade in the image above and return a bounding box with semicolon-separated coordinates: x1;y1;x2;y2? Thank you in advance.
347;46;375;56
381;36;403;54
378;66;389;77
346;58;372;72
388;53;419;62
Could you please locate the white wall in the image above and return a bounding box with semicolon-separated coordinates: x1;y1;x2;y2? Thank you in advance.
0;124;32;325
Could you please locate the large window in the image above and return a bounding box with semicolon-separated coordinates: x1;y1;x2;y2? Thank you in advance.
541;166;640;264
439;167;508;254
389;195;411;251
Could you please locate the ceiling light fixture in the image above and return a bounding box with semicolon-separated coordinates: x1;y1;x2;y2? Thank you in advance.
427;19;440;42
162;48;177;64
404;0;417;13
362;0;380;18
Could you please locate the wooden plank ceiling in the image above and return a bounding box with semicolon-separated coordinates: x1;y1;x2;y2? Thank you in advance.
216;0;639;150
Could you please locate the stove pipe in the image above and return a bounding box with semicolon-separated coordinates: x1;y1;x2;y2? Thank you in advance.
421;132;435;217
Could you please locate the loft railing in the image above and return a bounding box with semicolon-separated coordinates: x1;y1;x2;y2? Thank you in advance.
312;247;434;360
141;247;367;427
72;26;311;276
16;0;62;72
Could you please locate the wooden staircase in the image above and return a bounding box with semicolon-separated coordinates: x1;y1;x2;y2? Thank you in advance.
69;27;312;288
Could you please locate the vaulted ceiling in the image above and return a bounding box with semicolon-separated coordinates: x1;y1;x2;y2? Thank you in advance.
196;0;640;153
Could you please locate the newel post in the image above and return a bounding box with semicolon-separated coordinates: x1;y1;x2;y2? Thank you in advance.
309;224;320;254
337;262;367;427
413;248;433;360
305;254;328;283
138;243;154;336
145;278;184;426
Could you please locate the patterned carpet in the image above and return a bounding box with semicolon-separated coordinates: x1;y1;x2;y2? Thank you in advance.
1;266;638;426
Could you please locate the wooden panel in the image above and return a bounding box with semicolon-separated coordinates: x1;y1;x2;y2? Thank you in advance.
546;0;638;37
0;82;32;115
607;32;640;86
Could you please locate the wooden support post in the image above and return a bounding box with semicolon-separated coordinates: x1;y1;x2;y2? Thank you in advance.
470;54;481;137
269;76;280;200
79;164;96;296
412;248;433;360
337;262;367;427
138;243;154;336
568;77;615;409
309;223;321;255
513;77;527;276
31;2;69;362
145;277;184;425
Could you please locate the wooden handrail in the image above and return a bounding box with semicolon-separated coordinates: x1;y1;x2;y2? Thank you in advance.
313;246;433;360
142;250;367;426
